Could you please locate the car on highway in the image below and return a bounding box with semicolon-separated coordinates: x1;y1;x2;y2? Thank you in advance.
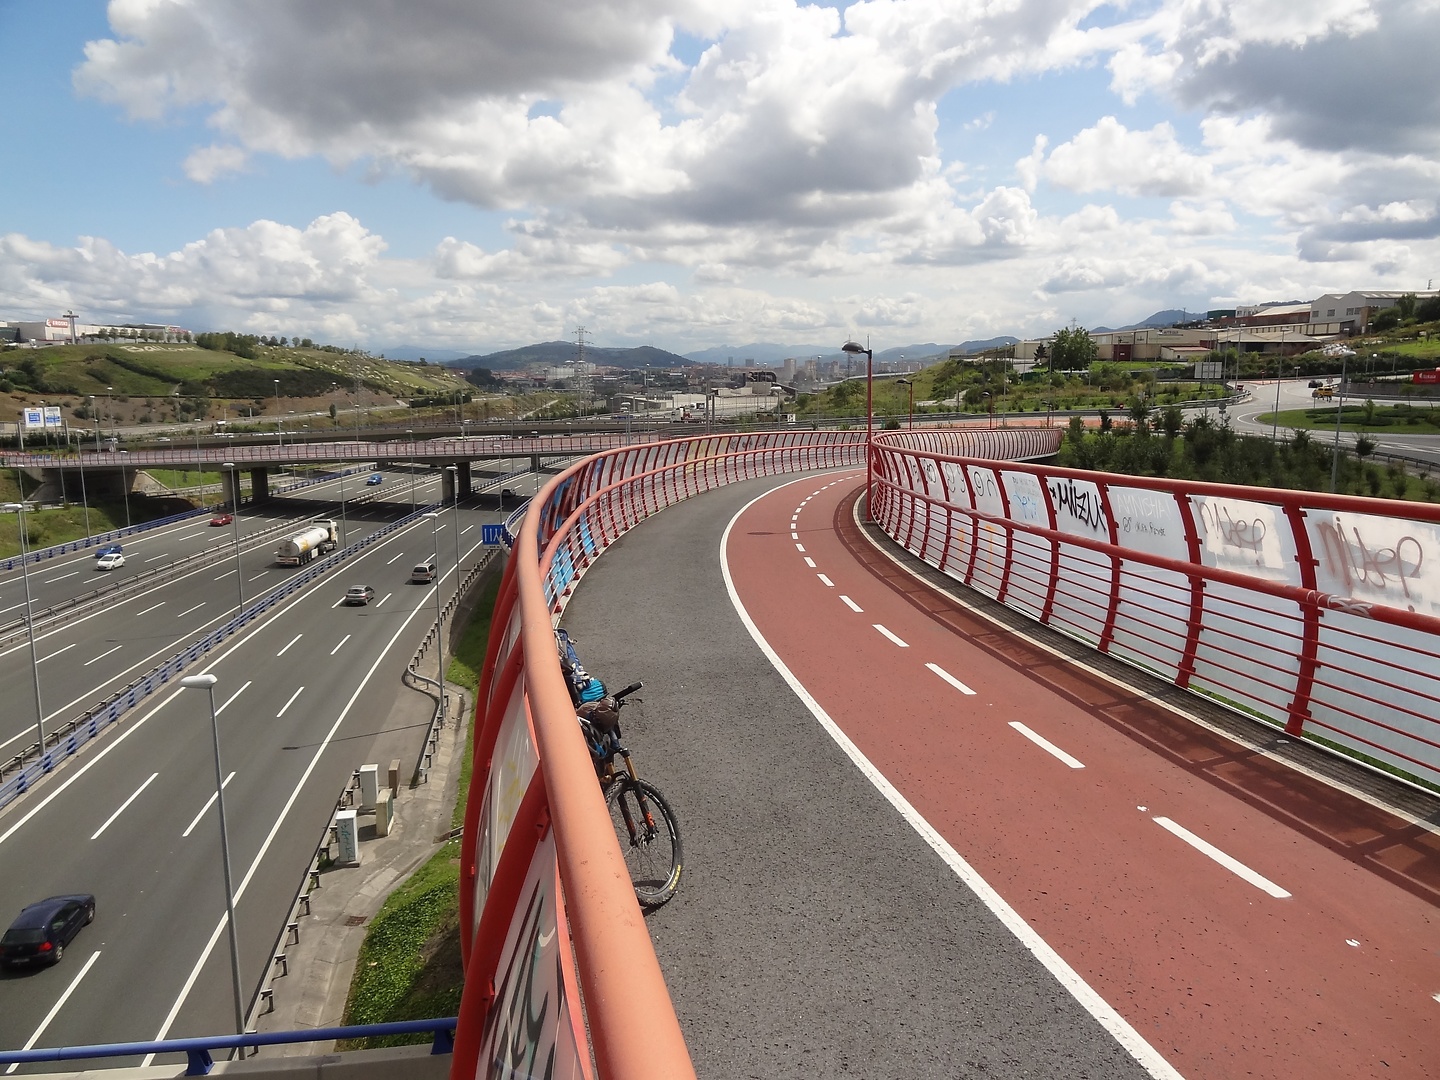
210;513;234;526
96;551;125;570
501;488;517;500
0;894;96;968
366;473;384;485
95;543;122;559
343;584;376;606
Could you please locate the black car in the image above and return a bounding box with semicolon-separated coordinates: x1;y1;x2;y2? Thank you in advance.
0;895;95;967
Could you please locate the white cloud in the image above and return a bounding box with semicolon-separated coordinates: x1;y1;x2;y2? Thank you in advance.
1042;118;1214;198
182;144;249;183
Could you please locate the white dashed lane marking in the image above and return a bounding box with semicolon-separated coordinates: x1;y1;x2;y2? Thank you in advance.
804;557;816;568
840;595;863;613
873;624;909;648
926;662;975;695
818;574;834;587
1152;816;1291;899
1009;722;1085;769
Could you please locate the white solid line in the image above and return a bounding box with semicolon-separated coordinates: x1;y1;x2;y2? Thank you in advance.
873;624;909;648
1152;817;1291;899
133;601;166;617
181;772;235;838
1009;722;1086;769
331;634;351;655
40;642;77;662
215;681;250;715
92;772;159;840
84;644;124;667
277;686;304;717
818;574;834;587
145;587;436;1057
176;601;206;617
6;950;102;1071
718;486;1184;1080
276;633;303;657
840;595;863;613
926;662;976;695
803;557;816;568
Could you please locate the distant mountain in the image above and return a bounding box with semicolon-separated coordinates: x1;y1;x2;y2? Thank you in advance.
1091;310;1200;334
452;341;695;371
682;343;821;366
377;346;477;363
944;336;1019;356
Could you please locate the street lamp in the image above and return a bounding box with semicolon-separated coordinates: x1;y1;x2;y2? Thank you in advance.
223;463;245;611
76;438;92;539
982;391;995;428
2;502;46;760
339;470;348;547
1331;351;1351;492
407;430;416;513
896;378;915;430
841;340;874;520
273;380;282;447
178;673;246;1040
446;464;461;578
106;386;113;438
427;511;447;729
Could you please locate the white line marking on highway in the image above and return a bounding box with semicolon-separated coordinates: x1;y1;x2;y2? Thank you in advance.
145;589;437;1059
248;570;269;581
214;570;233;580
182;772;235;838
92;772;159;840
84;644;124;666
0;600;27;614
40;642;77;662
873;624;909;647
133;601;166;617
145;554;167;563
215;681;250;715
1152;816;1291;899
43;571;79;583
331;635;351;655
376;592;392;607
276;634;303;656
719;483;1185;1080
818;574;834;587
83;574;107;583
803;556;816;568
926;662;975;695
840;595;863;613
462;524;475;534
176;601;206;617
6;950;102;1072
1009;722;1085;768
277;686;304;717
386;552;404;564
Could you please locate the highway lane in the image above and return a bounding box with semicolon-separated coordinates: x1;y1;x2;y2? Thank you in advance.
0;494;505;1056
0;463;524;763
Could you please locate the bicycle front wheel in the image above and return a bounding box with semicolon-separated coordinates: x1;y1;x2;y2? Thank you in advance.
605;776;683;907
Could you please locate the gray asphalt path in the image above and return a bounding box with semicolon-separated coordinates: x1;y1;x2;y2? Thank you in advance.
560;472;1153;1080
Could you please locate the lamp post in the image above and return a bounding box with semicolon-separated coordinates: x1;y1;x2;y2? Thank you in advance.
896;379;914;430
982;391;995;428
446;464;461;577
106;386;113;438
178;674;246;1040
339;471;348;547
841;340;874;520
428;511;447;728
1331;351;1350;492
76;439;92;539
407;430;416;513
273;380;282;447
3;502;46;759
1271;351;1284;442
223;463;245;610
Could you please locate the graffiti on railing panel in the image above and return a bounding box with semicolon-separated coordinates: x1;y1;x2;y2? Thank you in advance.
1047;476;1107;537
1312;513;1435;614
1001;471;1046;524
1191;496;1294;580
478;835;588;1080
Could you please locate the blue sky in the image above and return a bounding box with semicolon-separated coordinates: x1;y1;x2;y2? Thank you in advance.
3;0;1437;354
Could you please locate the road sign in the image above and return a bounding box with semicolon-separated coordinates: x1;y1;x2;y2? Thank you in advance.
482;524;506;546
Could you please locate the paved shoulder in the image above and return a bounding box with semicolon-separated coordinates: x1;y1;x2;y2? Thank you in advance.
560;472;1155;1080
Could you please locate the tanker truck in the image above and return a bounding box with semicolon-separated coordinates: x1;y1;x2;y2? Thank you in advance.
274;519;340;566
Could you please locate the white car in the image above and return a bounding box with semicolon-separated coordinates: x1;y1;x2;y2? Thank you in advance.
95;552;125;570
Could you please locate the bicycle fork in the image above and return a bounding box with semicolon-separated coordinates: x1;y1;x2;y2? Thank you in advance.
617;752;660;843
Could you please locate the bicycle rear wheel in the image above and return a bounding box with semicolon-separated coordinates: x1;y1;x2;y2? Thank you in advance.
605;776;683;907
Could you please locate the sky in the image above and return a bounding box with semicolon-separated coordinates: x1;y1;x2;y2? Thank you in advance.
2;0;1437;356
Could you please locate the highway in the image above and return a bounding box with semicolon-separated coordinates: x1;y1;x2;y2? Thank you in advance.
0;465;542;1059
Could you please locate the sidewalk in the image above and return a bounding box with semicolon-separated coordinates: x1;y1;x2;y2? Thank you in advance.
250;680;468;1057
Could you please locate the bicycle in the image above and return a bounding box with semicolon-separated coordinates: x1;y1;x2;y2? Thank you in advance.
577;681;683;908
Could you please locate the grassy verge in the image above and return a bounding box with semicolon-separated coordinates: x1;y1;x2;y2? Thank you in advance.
338;563;500;1048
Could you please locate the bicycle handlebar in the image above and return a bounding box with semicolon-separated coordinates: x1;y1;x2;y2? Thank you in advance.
613;681;643;702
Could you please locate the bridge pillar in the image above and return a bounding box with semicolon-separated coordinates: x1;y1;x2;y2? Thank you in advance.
441;465;456;505
457;460;472;498
531;454;541;474
250;467;270;503
223;468;244;509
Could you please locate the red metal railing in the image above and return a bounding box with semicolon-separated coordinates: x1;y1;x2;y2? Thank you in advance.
870;432;1440;787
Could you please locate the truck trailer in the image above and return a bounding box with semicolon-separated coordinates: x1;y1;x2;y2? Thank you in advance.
274;519;340;566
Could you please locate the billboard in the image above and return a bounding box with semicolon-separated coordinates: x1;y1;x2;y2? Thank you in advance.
22;406;63;429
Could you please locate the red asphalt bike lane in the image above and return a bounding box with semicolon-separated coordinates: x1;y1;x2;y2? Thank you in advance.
724;470;1440;1080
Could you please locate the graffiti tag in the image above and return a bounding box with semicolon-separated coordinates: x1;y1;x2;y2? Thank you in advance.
1316;517;1425;604
1048;478;1106;534
1196;502;1268;561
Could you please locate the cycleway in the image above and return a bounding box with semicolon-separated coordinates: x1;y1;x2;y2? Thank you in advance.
558;469;1440;1080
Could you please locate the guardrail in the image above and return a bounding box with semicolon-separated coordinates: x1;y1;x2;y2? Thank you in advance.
868;430;1440;789
0;501;446;813
0;1018;456;1075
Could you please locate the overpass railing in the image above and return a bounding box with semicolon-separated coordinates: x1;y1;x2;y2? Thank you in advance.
869;431;1440;789
454;428;1055;1079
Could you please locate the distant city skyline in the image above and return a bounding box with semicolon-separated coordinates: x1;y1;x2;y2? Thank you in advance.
2;1;1437;354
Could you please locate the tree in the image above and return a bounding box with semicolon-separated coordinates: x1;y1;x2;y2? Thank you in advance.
1396;293;1418;320
1372;307;1402;332
1050;324;1097;372
329;402;338;423
1417;295;1440;322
